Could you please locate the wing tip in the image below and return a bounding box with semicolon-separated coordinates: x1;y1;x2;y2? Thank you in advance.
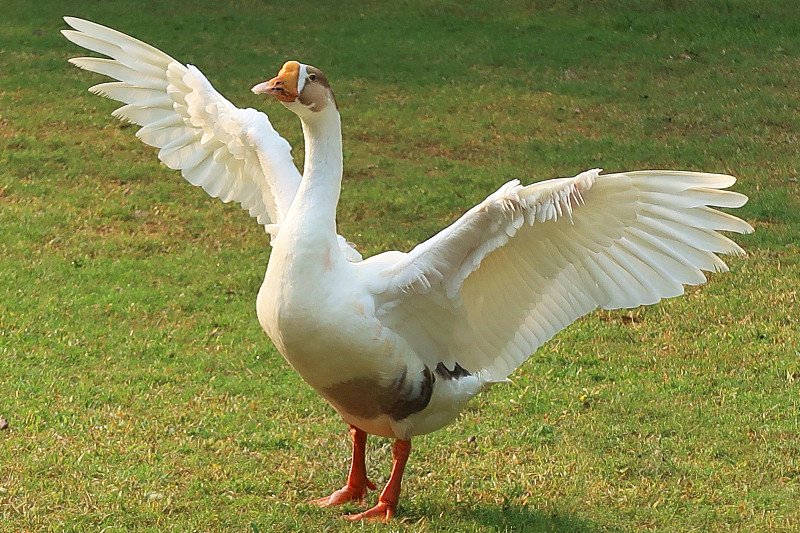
60;28;83;45
63;16;100;34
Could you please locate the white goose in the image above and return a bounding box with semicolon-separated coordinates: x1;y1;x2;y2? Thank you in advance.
63;17;753;521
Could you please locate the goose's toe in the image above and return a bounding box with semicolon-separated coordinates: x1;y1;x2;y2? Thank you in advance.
311;478;376;507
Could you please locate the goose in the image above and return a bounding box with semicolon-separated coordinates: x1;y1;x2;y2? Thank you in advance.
62;17;753;521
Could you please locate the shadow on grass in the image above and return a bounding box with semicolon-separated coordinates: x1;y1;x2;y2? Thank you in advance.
403;502;607;532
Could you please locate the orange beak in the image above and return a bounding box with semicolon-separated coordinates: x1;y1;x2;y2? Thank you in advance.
252;60;300;102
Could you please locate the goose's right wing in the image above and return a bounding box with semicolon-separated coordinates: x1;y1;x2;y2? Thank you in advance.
62;16;301;233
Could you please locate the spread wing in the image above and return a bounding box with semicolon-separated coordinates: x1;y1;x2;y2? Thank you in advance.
374;169;753;381
62;16;300;233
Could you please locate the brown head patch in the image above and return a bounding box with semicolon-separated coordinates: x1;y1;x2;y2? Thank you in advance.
298;65;338;111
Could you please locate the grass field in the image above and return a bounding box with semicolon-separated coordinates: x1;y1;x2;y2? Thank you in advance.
2;1;799;531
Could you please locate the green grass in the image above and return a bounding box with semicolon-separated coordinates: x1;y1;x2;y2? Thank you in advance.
2;0;799;531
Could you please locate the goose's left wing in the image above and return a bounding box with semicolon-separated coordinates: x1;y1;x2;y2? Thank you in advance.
374;169;752;381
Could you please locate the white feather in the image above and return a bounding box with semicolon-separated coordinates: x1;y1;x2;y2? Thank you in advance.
64;18;300;230
377;170;753;381
64;17;360;261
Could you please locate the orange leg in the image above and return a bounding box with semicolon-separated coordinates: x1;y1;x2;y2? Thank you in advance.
311;425;376;507
345;438;411;521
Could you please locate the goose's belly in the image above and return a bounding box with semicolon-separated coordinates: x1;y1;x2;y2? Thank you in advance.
256;273;411;438
256;262;385;389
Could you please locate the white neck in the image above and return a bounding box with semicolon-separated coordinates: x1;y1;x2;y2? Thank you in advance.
283;106;343;246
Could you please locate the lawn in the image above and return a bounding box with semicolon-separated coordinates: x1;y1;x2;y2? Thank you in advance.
1;0;799;531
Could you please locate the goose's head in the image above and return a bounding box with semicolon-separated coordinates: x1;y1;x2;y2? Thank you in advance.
252;61;337;118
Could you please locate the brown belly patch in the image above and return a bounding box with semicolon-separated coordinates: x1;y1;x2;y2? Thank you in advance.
323;365;434;421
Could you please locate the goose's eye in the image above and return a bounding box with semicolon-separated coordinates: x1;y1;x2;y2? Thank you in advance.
308;73;317;81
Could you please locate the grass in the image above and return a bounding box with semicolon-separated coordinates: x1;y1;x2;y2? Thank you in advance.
1;0;799;531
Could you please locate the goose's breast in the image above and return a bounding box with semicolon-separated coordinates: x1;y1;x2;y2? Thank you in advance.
256;255;387;388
